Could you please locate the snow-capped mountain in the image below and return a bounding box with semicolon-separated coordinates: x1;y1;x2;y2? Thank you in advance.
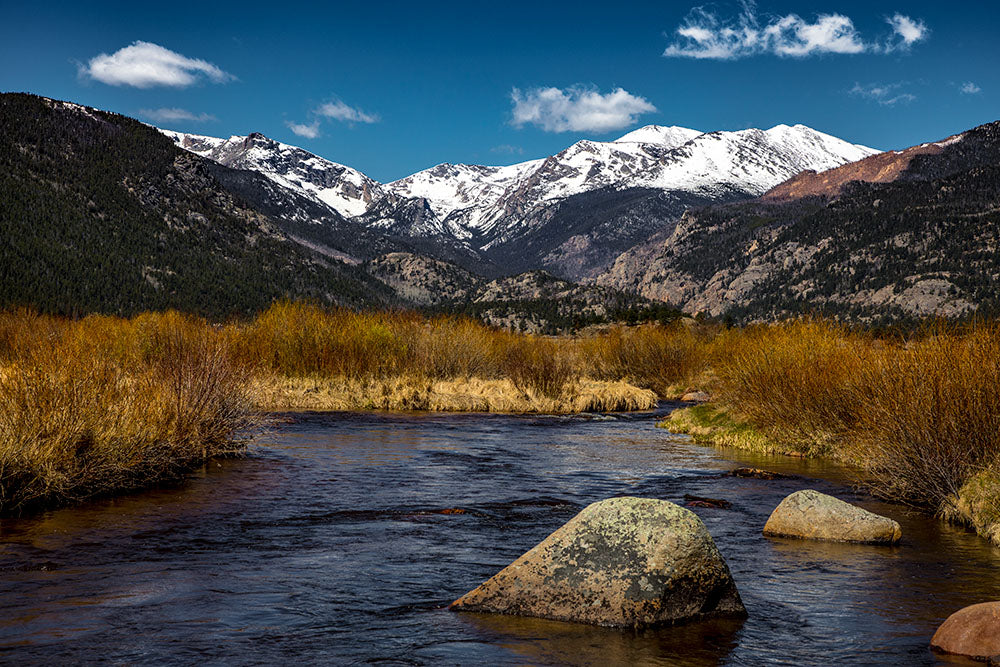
160;130;384;218
381;123;876;261
161;123;877;278
384;160;543;241
385;123;874;243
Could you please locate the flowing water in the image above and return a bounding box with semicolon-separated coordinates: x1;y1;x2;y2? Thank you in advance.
1;404;998;665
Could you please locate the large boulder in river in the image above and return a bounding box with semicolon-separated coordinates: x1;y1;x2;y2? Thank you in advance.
763;489;901;544
931;601;1000;660
449;496;746;628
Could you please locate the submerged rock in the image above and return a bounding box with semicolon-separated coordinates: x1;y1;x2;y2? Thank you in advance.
449;496;746;628
763;489;901;544
684;494;732;509
729;467;793;480
931;601;1000;660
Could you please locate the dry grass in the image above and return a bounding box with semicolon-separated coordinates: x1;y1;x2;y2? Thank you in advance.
678;318;1000;541
0;310;253;515
579;323;708;397
255;375;656;413
850;325;1000;512
710;320;871;455
0;303;675;513
231;302;674;404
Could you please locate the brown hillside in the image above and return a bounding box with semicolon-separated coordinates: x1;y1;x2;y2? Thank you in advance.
760;133;964;202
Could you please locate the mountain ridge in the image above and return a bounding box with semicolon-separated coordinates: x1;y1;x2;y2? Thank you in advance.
162;121;876;279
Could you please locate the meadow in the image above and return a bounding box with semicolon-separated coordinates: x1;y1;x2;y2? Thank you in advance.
2;303;999;545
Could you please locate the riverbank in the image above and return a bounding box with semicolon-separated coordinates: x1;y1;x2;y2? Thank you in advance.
254;375;656;413
660;402;1000;547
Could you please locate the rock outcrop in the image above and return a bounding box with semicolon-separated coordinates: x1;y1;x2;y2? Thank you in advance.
931;601;1000;660
763;489;901;544
449;496;746;628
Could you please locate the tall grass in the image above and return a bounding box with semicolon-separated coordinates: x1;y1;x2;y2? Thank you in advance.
0;303;678;514
503;336;576;398
580;323;708;396
711;320;870;455
0;310;252;515
233;302;583;398
702;318;1000;521
852;326;1000;510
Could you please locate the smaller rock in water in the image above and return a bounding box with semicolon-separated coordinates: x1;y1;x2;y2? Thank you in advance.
729;467;792;480
681;391;711;402
684;494;732;509
931;601;1000;660
763;489;901;544
449;496;746;628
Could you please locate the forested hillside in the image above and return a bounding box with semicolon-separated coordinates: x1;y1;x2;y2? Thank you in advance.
0;93;393;317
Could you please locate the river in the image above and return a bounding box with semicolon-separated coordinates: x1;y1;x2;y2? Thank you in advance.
1;404;997;665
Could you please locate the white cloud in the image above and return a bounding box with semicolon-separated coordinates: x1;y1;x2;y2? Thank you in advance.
317;100;379;124
285;120;321;139
139;107;216;123
81;41;233;88
960;81;982;95
850;82;916;106
510;86;657;133
884;13;928;51
491;144;524;155
663;3;926;59
764;14;866;56
284;97;378;140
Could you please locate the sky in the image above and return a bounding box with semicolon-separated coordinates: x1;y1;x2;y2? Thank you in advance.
2;1;998;182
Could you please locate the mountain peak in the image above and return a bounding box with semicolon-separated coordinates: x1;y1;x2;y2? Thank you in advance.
614;125;702;147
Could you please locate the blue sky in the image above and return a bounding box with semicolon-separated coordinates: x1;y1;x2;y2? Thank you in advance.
2;1;997;182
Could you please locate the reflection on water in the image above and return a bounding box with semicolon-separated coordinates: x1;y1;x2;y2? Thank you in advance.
0;406;998;665
458;612;746;666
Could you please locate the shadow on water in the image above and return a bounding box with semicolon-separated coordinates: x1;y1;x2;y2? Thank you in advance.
454;612;746;667
0;404;998;664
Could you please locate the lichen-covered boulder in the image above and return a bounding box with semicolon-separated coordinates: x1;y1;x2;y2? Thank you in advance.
931;601;1000;660
449;496;746;628
763;489;901;544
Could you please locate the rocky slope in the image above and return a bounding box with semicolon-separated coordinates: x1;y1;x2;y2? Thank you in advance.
365;252;482;305
368;252;665;333
597;121;1000;323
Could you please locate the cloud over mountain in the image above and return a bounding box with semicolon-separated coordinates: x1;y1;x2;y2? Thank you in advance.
139;107;217;123
285;120;321;138
850;82;916;106
81;41;233;88
510;86;657;133
317;100;379;124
